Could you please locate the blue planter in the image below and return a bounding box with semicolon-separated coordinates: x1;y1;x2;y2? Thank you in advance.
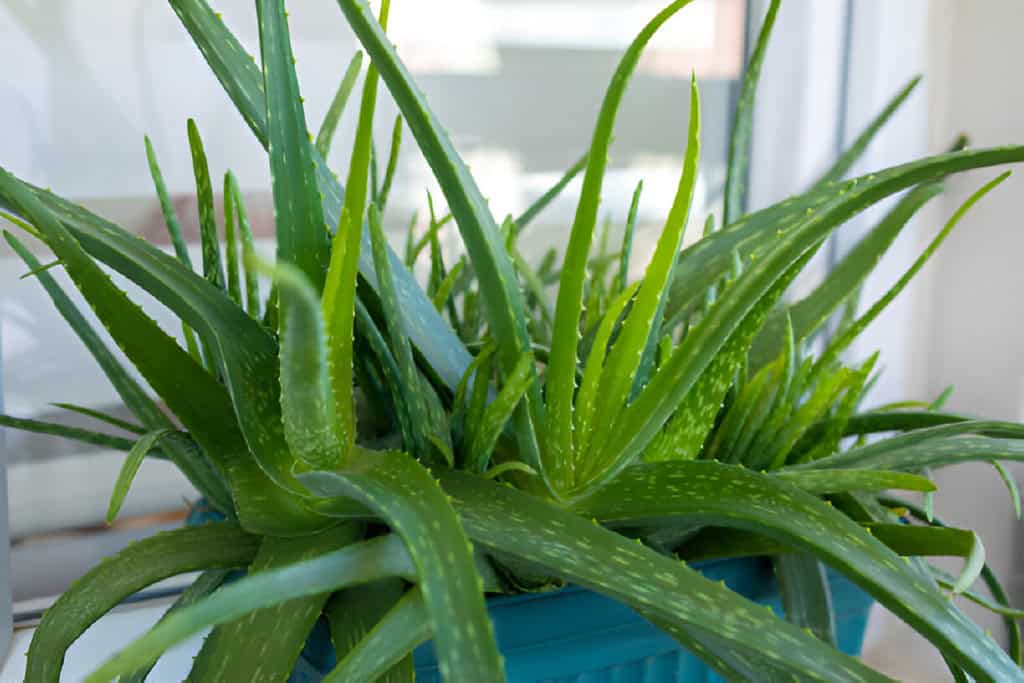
187;506;874;681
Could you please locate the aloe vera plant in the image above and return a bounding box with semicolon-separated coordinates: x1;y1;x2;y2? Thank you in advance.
4;0;1024;680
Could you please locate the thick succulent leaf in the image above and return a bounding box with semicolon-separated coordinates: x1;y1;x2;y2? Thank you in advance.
595;148;1024;485
544;0;697;491
5;232;231;510
774;553;836;646
774;469;936;494
441;471;887;681
0;414;135;452
0;173;329;534
88;534;412;682
186;120;227;294
573;461;1020;680
120;569;232;683
377;114;403;210
169;0;472;392
188;524;362;682
615;180;643;293
107;429;174;524
469;352;536;472
325;587;427;683
749;181;942;369
258;0;330;292
993;461;1022;519
272;262;346;468
300;449;504;683
315;51;364;158
512;152;587;236
221;173;242;305
590;76;701;466
325;580;415;683
815;171;1011;373
866;524;984;594
814;76;923;187
722;0;780;226
573;284;640;463
797;433;1024;473
225;174;261;318
26;524;259;683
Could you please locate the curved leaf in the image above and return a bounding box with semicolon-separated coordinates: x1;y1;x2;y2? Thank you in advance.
573;461;1019;680
27;524;259;683
107;429;174;524
774;469;936;495
316;51;364;158
325;581;419;683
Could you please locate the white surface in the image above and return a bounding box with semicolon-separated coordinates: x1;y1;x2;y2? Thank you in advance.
1;599;205;682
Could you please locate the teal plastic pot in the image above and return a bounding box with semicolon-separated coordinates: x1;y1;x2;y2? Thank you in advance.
187;506;874;681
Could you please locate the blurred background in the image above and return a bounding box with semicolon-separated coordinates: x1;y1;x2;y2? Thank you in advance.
0;1;1018;679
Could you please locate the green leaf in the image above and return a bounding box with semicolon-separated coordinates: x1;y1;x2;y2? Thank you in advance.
0;414;136;452
615;179;643;293
107;429;174;524
188;524;362;682
27;524;259;683
866;524;984;594
442;471;887;681
315;51;364;158
119;569;233;683
258;0;330;293
589;76;701;469
87;534;412;682
513;153;587;236
324;586;427;683
269;261;346;468
0;171;326;535
774;469;936;495
224;173;261;319
431;259;465;312
722;0;780;226
545;0;698;491
301;449;505;683
50;403;146;435
773;553;836;646
4;233;231;511
815;171;1011;374
572;461;1019;680
186;120;226;294
814;76;923;187
221;173;242;306
468;351;536;473
796;431;1024;473
377;114;403;210
749;181;942;370
992;461;1021;519
573;283;640;462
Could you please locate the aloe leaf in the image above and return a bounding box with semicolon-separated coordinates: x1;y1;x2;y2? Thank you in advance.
722;0;780;226
120;569;233;683
0;171;326;534
50;403;146;435
107;429;174;524
300;449;505;683
268;261;346;468
226;173;261;318
992;461;1021;519
799;433;1024;473
866;524;984;594
774;553;836;646
325;580;413;683
589;76;701;464
512;152;587;236
815;171;1011;374
749;181;942;370
432;259;465;312
701;355;775;464
615;180;643;293
316;51;364;158
325;587;427;683
377;114;403;210
815;76;923;188
26;524;258;683
221;173;242;306
882;497;1022;665
188;524;362;682
441;471;887;681
774;469;936;494
0;414;136;452
594;150;1024;487
186;120;226;294
87;534;412;682
572;460;1020;680
545;1;697;491
258;0;330;292
574;284;640;463
469;351;536;472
